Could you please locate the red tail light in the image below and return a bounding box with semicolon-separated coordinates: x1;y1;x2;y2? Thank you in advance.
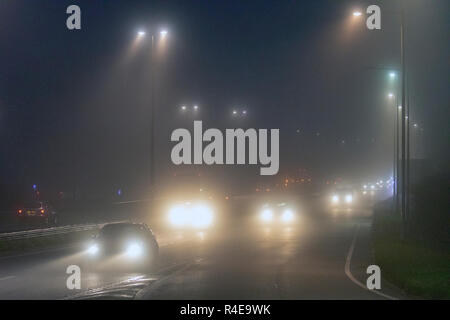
18;209;23;215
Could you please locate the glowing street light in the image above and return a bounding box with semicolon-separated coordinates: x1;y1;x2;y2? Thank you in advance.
232;110;237;115
181;105;187;111
137;30;146;37
193;105;199;110
389;72;396;78
353;11;362;17
388;93;394;99
160;30;168;38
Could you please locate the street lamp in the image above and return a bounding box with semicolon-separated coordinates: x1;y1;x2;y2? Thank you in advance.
135;28;169;192
389;72;396;79
350;8;408;232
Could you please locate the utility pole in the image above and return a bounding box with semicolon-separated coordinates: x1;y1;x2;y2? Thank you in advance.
400;10;407;239
150;34;156;194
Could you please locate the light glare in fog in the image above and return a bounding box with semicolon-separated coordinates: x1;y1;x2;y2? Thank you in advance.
125;242;143;258
281;209;295;223
345;194;353;203
87;244;99;255
260;209;273;222
331;195;339;204
168;203;213;229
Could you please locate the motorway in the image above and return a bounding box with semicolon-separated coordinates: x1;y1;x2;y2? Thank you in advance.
0;193;406;300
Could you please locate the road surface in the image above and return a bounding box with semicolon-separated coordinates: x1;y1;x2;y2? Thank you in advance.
0;194;406;300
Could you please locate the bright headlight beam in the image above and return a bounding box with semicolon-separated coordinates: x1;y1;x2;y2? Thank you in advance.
125;242;143;258
260;209;273;222
331;195;339;204
87;244;99;255
169;205;187;227
281;209;294;223
169;203;213;229
345;194;353;204
191;205;213;228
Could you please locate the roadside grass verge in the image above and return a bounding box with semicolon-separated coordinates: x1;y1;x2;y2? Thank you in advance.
373;207;450;299
0;230;96;256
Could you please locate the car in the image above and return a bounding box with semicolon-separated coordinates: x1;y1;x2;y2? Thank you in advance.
167;201;214;230
257;201;297;225
85;222;159;269
17;201;58;226
329;187;356;209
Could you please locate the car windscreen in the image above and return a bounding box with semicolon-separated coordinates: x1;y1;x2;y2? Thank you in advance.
99;224;144;238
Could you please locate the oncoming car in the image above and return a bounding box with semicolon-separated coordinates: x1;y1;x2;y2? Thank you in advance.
167;201;214;230
85;222;159;269
329;187;356;209
257;202;297;225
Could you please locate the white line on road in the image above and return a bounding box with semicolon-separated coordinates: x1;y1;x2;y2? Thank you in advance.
344;224;398;300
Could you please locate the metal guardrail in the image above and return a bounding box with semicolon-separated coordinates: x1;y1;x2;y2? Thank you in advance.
0;221;127;241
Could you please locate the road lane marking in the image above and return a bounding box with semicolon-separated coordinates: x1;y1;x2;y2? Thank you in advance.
344;224;398;300
0;276;16;281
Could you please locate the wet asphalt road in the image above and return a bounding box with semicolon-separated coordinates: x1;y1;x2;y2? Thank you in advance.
0;195;405;300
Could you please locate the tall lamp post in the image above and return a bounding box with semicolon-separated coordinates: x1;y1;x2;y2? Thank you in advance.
353;8;408;237
137;29;168;193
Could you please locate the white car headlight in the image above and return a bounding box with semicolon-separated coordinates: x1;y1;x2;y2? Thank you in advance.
125;242;143;258
169;203;214;229
191;205;213;228
169;205;188;227
87;244;99;255
260;209;273;222
345;194;353;204
281;209;295;223
331;195;339;204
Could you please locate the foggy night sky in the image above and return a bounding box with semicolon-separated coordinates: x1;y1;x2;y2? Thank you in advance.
0;0;448;196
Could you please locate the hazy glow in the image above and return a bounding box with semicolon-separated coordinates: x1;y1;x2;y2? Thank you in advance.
87;244;99;255
331;195;339;204
353;11;362;17
137;30;146;37
260;209;273;222
191;205;214;228
345;194;353;204
125;242;143;258
168;203;213;229
281;209;295;223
